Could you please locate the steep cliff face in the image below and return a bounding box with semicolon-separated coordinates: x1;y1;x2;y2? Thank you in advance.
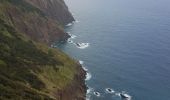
25;0;75;25
0;0;86;100
0;0;74;45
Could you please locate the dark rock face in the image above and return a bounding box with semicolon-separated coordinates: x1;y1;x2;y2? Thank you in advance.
25;0;75;25
5;9;69;45
1;0;74;45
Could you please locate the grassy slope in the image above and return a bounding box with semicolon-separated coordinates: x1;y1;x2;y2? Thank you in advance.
0;0;78;100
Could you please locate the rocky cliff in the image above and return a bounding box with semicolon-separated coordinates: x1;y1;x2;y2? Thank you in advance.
25;0;75;25
0;0;74;45
0;0;86;100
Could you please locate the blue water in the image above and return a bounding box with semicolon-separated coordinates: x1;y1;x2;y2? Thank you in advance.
58;0;170;100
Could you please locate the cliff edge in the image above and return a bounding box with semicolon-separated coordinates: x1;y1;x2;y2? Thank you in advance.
0;0;86;100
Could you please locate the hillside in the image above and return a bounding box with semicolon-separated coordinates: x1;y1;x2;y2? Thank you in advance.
0;0;86;100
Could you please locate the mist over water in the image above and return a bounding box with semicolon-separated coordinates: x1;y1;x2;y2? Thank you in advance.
57;0;170;99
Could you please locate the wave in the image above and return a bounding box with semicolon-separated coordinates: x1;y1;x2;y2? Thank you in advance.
86;96;91;100
79;60;84;65
66;22;73;26
78;60;89;71
67;38;73;43
86;87;94;100
78;60;91;80
87;87;94;94
68;33;77;39
67;33;77;44
93;91;101;97
115;92;121;96
65;20;79;27
82;66;88;71
85;72;92;81
75;43;89;49
113;91;132;100
105;88;115;94
86;87;132;100
120;91;132;100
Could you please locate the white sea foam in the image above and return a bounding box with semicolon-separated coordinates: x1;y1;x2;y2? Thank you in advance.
93;92;101;97
66;22;73;26
67;38;73;44
75;43;89;49
86;87;94;100
86;94;91;100
79;60;84;65
82;66;88;71
124;94;131;98
85;72;92;81
120;93;132;100
115;91;132;100
78;60;91;80
86;97;90;100
67;33;77;44
115;92;121;96
66;23;72;26
105;88;115;94
71;35;77;39
87;87;94;94
71;34;77;39
75;20;80;23
68;33;77;39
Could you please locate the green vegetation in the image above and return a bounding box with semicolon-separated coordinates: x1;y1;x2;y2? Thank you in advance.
0;1;79;99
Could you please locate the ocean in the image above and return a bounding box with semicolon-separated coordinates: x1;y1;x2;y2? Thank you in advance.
56;0;170;99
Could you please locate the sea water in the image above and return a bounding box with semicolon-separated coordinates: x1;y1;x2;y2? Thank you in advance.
57;0;170;99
